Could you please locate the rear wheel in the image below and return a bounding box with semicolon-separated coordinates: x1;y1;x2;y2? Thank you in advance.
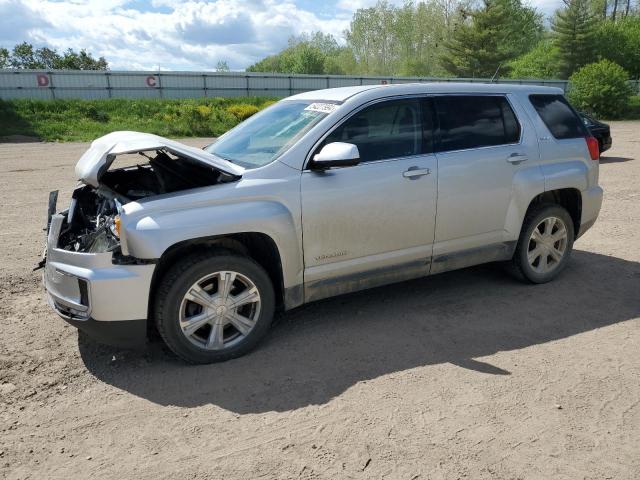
513;204;575;283
155;252;275;364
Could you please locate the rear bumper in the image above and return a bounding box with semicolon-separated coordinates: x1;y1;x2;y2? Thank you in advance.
578;185;603;238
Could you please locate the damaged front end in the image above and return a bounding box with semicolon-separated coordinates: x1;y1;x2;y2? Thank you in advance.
59;185;122;254
42;132;244;345
55;131;243;255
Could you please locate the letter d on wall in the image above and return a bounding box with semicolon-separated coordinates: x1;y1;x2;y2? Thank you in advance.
37;74;49;87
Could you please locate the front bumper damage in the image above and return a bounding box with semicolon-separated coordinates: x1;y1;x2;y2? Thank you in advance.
43;214;154;348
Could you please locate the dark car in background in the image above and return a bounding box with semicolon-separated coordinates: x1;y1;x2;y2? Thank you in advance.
580;113;612;154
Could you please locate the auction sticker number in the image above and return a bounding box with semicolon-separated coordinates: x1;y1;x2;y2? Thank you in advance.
304;103;338;114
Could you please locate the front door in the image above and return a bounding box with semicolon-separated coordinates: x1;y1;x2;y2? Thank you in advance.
301;97;438;302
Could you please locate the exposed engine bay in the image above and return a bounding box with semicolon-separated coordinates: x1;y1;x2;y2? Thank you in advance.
57;149;237;254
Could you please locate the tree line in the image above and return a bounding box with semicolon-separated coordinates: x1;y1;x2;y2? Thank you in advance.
247;0;640;80
0;42;108;70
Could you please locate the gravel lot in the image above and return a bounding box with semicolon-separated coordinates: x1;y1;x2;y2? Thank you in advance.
1;124;639;480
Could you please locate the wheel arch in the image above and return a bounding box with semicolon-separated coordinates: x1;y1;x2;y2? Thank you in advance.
147;232;300;329
524;188;582;238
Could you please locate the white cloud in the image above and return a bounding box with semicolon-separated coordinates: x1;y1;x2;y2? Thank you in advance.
2;0;350;70
0;0;51;42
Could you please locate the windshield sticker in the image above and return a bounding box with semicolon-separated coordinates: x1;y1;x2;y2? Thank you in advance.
304;102;339;114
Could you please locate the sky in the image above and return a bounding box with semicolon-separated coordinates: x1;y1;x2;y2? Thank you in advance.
0;0;565;71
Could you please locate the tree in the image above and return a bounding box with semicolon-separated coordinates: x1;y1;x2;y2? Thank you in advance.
0;48;9;68
34;47;60;68
441;0;544;77
393;0;454;76
324;48;358;75
596;0;639;19
508;39;562;78
56;48;108;70
9;42;38;68
3;42;108;70
345;0;398;74
286;43;326;74
247;31;344;74
595;17;640;78
552;0;599;78
215;60;230;72
342;0;470;76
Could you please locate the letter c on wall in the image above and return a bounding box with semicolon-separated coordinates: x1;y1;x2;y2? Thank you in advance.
146;75;157;87
37;74;49;87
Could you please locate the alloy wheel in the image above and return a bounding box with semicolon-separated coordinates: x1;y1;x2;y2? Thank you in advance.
178;270;261;350
527;216;569;274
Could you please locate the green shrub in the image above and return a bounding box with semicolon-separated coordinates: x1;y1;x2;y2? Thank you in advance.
567;60;633;119
226;104;260;120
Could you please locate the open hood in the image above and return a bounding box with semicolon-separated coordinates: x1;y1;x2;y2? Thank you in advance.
75;131;245;187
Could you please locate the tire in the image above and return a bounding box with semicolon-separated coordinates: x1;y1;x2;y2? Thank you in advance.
512;204;575;284
154;251;275;364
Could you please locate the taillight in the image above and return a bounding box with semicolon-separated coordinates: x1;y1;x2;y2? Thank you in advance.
585;136;599;161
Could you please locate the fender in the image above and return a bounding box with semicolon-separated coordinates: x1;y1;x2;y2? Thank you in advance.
504;160;591;241
119;188;303;293
541;160;590;193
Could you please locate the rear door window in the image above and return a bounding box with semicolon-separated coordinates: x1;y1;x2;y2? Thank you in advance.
529;94;587;139
435;95;520;152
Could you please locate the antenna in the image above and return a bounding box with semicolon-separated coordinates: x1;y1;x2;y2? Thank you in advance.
491;63;502;83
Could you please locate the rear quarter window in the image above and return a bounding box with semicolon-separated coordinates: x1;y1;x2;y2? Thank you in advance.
529;94;587;140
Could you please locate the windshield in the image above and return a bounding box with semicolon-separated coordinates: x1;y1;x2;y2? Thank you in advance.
205;100;334;168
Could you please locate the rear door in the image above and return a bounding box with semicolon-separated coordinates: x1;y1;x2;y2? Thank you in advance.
432;94;539;272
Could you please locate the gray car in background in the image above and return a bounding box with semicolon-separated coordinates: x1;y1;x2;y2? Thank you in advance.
43;83;603;363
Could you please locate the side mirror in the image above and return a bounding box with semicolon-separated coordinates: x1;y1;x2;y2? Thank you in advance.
312;142;360;169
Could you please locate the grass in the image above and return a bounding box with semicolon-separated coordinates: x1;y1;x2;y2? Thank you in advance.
1;95;639;142
0;97;277;142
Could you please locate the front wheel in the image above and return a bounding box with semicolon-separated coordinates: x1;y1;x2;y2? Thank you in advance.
154;252;275;364
513;204;575;283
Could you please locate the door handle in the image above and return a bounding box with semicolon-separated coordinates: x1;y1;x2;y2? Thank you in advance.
506;153;528;164
403;167;431;178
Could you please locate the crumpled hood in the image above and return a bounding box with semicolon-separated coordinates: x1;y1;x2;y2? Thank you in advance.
75;131;245;187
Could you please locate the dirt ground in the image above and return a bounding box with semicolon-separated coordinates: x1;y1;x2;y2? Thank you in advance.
0;125;639;480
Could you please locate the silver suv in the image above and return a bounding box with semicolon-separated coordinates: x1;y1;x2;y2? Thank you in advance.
43;83;603;363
